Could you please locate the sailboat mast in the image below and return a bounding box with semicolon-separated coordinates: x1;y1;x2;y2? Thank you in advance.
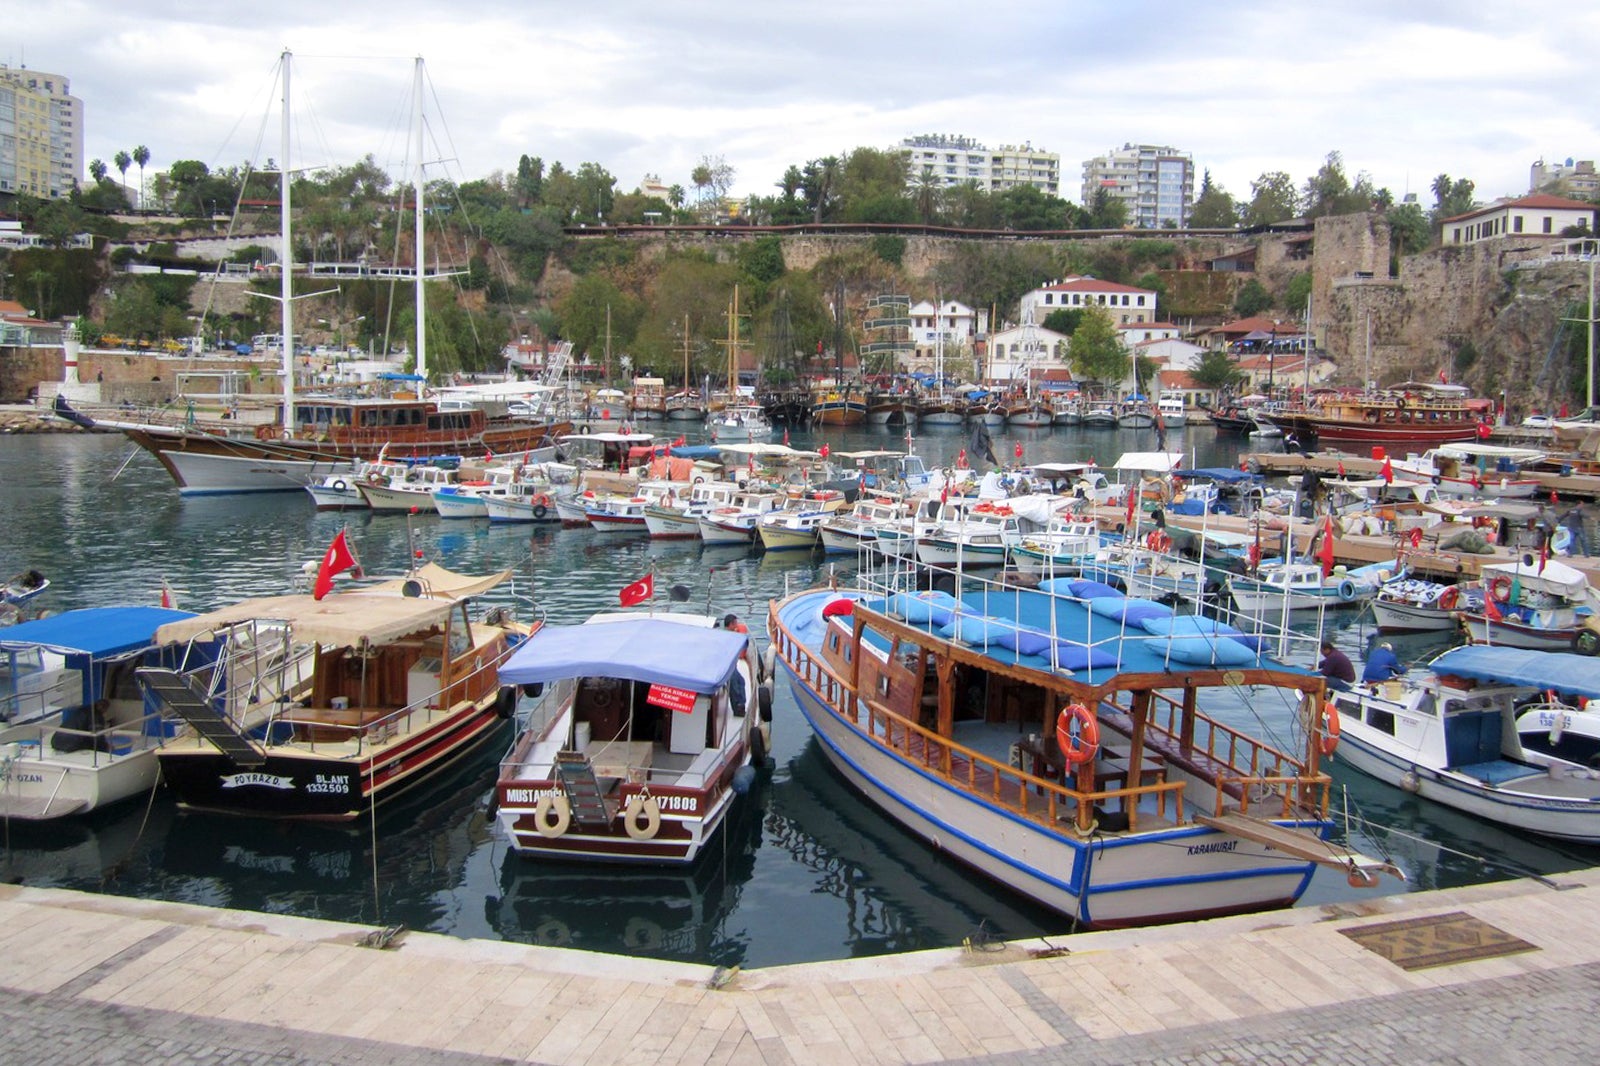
412;56;427;386
729;285;740;395
279;50;295;432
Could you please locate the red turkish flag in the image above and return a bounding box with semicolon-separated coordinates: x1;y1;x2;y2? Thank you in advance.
1380;456;1393;484
1336;460;1346;477
619;573;654;607
1318;517;1337;578
313;530;358;601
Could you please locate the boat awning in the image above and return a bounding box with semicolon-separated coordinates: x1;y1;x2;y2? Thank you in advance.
498;617;747;692
1113;451;1185;473
154;566;510;648
1174;467;1262;484
715;442;822;459
1480;558;1590;600
0;606;195;657
1430;645;1600;700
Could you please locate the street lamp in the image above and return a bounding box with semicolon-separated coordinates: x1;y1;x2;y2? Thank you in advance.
1267;319;1279;394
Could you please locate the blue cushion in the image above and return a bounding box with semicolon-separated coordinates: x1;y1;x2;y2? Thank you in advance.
1050;642;1121;671
1067;578;1123;600
938;614;1011;646
1086;597;1175;625
1141;613;1268;654
1159;634;1259;667
885;590;959;627
990;625;1054;656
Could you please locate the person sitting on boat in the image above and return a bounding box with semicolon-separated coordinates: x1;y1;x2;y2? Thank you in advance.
723;613;749;634
1319;641;1355;692
1561;503;1589;557
1361;641;1405;684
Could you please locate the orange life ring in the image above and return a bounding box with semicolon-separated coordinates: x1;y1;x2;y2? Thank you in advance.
1145;530;1173;553
1437;586;1459;610
1055;703;1100;767
974;501;995;513
1320;701;1340;756
1488;574;1513;603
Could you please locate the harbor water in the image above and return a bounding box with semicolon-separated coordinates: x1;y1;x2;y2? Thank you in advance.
2;422;1597;968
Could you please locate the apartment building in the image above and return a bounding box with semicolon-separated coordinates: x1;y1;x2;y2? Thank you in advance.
1531;158;1600;199
1080;143;1193;228
899;134;1059;195
0;65;83;198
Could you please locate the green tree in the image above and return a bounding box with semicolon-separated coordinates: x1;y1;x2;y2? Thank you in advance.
1041;308;1084;336
942;181;998;229
1386;202;1431;256
1242;171;1298;226
1189;170;1238;227
88;158;108;185
1190;348;1244;392
837;147;911;223
1233;278;1272;316
556;273;642;363
515;154;544;207
995;184;1076;230
1067;305;1128;386
1430;173;1476;224
912;166;941;224
1086;187;1128;229
1284;272;1313;315
132;145;150;211
113;150;132;195
801;156;841;223
739;236;786;287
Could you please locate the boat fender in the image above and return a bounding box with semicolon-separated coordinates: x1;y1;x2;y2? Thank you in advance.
1320;701;1341;756
1550;712;1568;744
533;792;571;838
1437;586;1459;610
532;503;548;520
757;683;773;723
1055;703;1100;766
1399;771;1420;794
332;479;347;493
1488;574;1514;603
732;764;756;796
761;643;777;682
747;727;768;770
623;917;665;951
494;687;517;719
1347;866;1380;889
1337;579;1358;602
623;793;662;840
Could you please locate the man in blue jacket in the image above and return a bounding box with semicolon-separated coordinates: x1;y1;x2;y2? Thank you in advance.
1362;641;1404;683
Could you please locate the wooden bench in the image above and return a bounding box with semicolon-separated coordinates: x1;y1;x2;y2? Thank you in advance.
286;706;398;744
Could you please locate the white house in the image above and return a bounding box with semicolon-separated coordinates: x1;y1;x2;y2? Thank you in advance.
1020;277;1158;327
1132;336;1206;371
1442;194;1597;245
1118;321;1181;346
907;299;977;359
986;323;1069;384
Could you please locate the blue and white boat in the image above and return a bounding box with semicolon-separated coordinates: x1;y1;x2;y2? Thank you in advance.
0;606;198;820
1227;559;1397;614
493;613;769;864
1329;645;1600;843
768;569;1397;930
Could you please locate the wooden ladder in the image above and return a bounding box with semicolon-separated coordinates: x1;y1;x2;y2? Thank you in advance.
554;751;613;828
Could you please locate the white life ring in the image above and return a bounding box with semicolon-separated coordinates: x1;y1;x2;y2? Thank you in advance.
331;479;348;492
622;793;661;840
533;792;571;837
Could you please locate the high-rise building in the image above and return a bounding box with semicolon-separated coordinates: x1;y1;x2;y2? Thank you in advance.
1080;143;1194;228
0;65;83;199
899;134;1059;195
1531;158;1600;199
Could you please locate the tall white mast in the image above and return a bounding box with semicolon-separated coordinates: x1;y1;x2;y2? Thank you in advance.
412;56;427;386
280;50;295;433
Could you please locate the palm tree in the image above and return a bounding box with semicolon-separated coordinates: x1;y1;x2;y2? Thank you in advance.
88;159;108;185
113;150;132;198
132;145;150;212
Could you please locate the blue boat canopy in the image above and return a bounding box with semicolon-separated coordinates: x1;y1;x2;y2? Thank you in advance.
0;607;195;658
1173;467;1264;484
499;618;747;692
1430;646;1600;700
378;372;427;382
668;445;720;460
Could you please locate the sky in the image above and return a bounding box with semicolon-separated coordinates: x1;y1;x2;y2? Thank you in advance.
17;2;1600;210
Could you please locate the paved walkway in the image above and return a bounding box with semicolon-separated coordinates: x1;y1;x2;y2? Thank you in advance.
4;872;1599;1065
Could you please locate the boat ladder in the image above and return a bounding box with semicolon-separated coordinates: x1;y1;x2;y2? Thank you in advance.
137;668;267;769
554;751;613;828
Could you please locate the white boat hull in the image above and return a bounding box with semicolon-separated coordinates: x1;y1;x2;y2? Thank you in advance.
1371;597;1459;632
1462;616;1580;652
165;450;352;496
358;482;440;514
0;733;163;821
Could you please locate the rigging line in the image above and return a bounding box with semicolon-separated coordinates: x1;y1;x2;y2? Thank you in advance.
1349;808;1570;889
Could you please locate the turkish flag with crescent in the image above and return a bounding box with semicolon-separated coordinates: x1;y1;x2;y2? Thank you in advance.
313;530;359;601
619;573;654;607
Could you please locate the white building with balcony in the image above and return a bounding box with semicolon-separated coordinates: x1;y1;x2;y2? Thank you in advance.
907;299;977;360
986;323;1068;383
1080;143;1193;229
899;134;1059;196
1020;277;1159;328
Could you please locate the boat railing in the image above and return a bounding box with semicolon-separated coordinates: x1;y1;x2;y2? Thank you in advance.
2;708;169;768
769;615;1187;833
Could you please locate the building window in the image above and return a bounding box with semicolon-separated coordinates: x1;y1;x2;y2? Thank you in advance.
1513;216;1523;233
1544;217;1553;234
1044;293;1052;304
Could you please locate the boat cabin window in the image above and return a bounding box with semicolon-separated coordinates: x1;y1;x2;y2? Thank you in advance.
1364;706;1397;736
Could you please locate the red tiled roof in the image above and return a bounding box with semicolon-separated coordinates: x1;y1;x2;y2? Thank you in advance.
1203;315;1297;337
1038;277;1154;296
1159;371;1201;389
1442;193;1598;224
1235;353;1307;372
1117;321;1180;331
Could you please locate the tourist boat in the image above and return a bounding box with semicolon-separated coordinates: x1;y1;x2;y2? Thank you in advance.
1208;395;1266;434
50;55;567;495
0;606;197;820
708;404;773;442
914;499;1034;568
866;392;917;427
1390;443;1546;498
586;482;679;533
1116;397;1156;428
1051;396;1083;426
305;468;369;510
356;458;463;513
1370;576;1477;632
433;465;522;519
2;569;48;606
642;480;740;539
1263;382;1492;447
1328;645;1600;842
482;479;567;524
1226;560;1395;614
493;612;769;864
810;385;868;426
916;394;965;427
1156;395;1187;427
755;506;834;552
1081;401;1119;428
1460;559;1600;654
664;389;706;422
629;376;666;421
1006;398;1054;428
140;564;530;820
819;496;912;555
768;571;1397;928
1009;515;1104;579
966;397;1008;428
697;488;787;545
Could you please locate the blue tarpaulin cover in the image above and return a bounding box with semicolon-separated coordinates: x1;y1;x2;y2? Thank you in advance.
0;607;195;657
499;618;747;692
1173;468;1264;484
1430;646;1600;699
